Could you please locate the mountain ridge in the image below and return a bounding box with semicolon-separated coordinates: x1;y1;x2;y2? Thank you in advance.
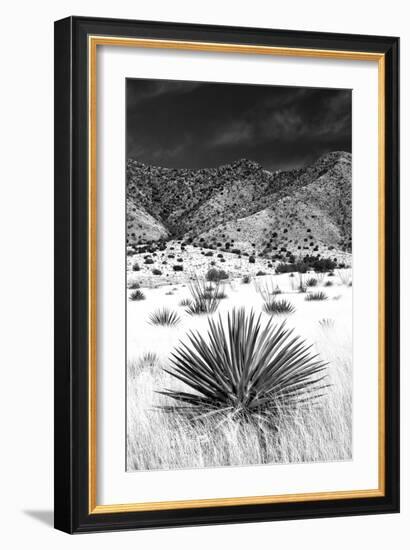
126;151;351;263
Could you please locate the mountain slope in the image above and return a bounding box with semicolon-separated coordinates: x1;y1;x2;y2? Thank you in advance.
126;151;351;262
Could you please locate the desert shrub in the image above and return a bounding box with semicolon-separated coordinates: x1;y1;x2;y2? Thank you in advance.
242;275;251;284
159;309;328;424
249;256;256;264
306;277;318;287
186;278;221;315
152;269;162;276
204;251;213;257
263;298;295;315
129;289;145;301
324;281;333;287
305;291;328;301
312;258;337;272
276;262;309;274
206;268;229;282
132;263;140;271
173;265;183;272
148;308;180;327
178;298;192;307
127;279;140;289
144;258;154;265
256;271;266;276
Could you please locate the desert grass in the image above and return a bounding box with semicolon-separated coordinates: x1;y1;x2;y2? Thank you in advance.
262;298;295;315
127;270;352;471
127;321;351;470
149;308;181;327
129;289;145;301
305;291;328;301
337;268;353;286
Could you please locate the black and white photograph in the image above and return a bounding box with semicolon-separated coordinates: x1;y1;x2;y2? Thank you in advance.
125;79;353;472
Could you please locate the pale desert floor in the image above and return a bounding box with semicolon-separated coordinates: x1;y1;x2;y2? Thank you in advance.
126;269;353;472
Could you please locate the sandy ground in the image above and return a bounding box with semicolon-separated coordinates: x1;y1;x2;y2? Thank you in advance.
127;271;352;364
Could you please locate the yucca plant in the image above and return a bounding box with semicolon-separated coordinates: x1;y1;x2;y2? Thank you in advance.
129;289;145;301
158;308;328;425
185;278;221;315
306;277;318;287
149;308;181;327
305;291;328;301
179;298;192;307
263;298;295;315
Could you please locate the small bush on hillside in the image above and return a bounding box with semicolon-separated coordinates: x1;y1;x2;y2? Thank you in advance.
256;271;266;276
152;269;162;276
306;277;318;287
249;256;256;264
242;275;251;284
206;268;229;282
173;265;183;272
132;263;140;271
128;279;140;289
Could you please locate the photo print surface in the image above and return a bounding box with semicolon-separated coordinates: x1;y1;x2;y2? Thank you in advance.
126;79;352;472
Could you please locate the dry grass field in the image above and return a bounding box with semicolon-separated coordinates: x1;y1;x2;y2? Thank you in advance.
126;269;352;471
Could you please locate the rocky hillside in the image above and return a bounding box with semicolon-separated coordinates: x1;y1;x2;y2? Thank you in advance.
126;151;351;263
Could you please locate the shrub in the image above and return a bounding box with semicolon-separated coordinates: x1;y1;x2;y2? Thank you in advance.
149;308;180;326
206;268;229;282
132;263;140;271
242;275;251;284
178;298;192;307
324;281;333;287
305;291;328;301
256;271;266;276
306;277;318;287
152;269;162;276
127;279;140;289
263;298;295;315
249;256;256;264
204;251;213;257
159;309;328;423
129;289;145;301
173;265;183;272
185;278;221;315
144;258;154;265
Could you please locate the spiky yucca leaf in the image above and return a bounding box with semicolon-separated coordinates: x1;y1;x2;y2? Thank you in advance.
159;308;328;423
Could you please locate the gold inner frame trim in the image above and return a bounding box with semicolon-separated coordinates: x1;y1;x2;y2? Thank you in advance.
88;35;386;514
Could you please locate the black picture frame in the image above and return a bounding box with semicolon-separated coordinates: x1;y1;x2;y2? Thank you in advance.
54;15;400;534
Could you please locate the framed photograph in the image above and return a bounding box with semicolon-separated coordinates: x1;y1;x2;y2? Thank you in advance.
54;16;399;533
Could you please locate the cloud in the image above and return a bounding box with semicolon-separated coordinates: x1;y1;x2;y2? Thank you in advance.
126;79;351;170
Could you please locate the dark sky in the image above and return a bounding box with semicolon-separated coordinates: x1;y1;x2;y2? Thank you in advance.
126;78;351;172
